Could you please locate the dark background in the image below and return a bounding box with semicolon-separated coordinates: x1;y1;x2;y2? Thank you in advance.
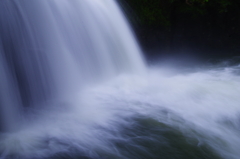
118;0;240;62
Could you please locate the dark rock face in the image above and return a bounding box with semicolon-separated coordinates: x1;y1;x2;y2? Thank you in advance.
119;0;240;61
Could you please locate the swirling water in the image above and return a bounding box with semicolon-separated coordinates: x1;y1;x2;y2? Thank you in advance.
2;64;240;159
0;0;240;159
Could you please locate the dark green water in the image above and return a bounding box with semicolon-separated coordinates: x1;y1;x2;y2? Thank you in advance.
46;115;222;159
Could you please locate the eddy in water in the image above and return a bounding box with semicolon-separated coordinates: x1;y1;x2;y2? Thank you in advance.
0;0;240;159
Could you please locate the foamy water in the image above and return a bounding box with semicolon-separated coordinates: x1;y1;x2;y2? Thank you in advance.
1;64;240;159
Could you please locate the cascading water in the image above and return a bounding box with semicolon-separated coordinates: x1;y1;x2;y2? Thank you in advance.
1;0;240;159
0;0;145;131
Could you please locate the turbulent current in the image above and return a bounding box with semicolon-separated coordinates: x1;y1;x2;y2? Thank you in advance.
0;0;240;159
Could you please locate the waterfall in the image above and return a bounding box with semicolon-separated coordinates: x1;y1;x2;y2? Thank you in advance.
0;0;145;131
1;1;240;159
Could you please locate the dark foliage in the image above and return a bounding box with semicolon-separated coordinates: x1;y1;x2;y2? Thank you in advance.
118;0;240;60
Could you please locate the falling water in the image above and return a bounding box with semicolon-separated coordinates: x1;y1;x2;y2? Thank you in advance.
0;0;145;131
1;0;240;159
